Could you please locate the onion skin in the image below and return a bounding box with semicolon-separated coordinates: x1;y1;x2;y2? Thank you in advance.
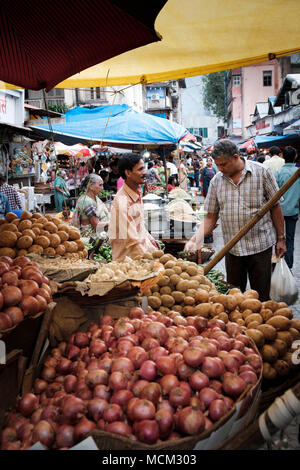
2;285;22;307
131;399;156;422
160;374;179;395
73;417;96;443
155;408;174;439
209;399;227;422
32;420;55;448
105;421;132;437
134;419;159;445
177;406;205;436
55;424;75;449
18;393;38;417
4;306;24;325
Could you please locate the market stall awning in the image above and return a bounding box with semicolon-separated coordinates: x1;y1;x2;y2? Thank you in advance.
53;142;96;159
0;0;166;91
239;138;256;151
254;134;300;148
30;105;188;147
282;119;300;135
3;0;299;90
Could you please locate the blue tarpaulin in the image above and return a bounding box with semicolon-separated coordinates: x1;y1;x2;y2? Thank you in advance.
254;134;300;148
31;105;188;147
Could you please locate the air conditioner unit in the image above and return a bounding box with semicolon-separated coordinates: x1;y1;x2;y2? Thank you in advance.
150;94;160;101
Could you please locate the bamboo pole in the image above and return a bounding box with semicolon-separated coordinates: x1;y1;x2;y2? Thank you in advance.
203;167;300;275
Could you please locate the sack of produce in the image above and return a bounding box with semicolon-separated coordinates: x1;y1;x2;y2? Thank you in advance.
270;258;298;305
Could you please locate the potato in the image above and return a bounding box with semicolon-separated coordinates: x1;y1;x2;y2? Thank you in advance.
241;309;255;320
245;313;263;327
28;244;43;254
223;295;238;312
199;284;210;292
262;362;277;380
179;273;189;281
0;247;16;258
160;286;172;295
214;312;229;323
274;308;293;319
173;305;183;314
164;260;176;270
262;300;278;312
161;294;175;308
262;344;278;363
169;274;181;286
164;269;175;277
194;303;211;318
0;223;18;233
188;280;200;290
152;292;161;299
36;235;50;249
19;219;33;232
184;296;195;306
282;352;297;369
32;213;42;219
177;280;190;292
247;321;261;329
0;230;18;247
273;359;290;376
195;289;209;304
229;288;242;295
289;327;300;341
186;289;197;298
44;247;56;257
5;212;18;222
240;299;262;312
210;294;227;305
44;222;58;233
246;329;265;349
291;319;300;332
152;250;164;259
275;302;289;310
159;254;173;264
151;285;159;293
56;245;66;256
210;303;225;316
276;331;293;347
266;315;291;331
257;324;277;342
183;306;195;316
260;308;274;323
17;235;33;249
186;265;198;276
32;227;41;236
236;318;246;327
158;275;170;287
159;306;169;315
243;289;259;299
57;230;69;242
20;210;32;220
229;310;243;322
52;218;61;228
172;291;185;303
173;266;182;275
17;249;28;256
68;229;81;241
233;293;245;308
148;296;162;309
270;339;288;357
22;229;36;240
49;233;61;248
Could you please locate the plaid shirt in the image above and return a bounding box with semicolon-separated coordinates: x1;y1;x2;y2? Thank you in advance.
0;183;22;210
204;159;279;256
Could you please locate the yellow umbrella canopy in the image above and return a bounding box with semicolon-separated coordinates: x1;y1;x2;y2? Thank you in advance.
2;0;300;90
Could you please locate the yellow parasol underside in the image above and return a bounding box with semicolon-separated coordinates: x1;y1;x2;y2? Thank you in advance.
2;0;300;89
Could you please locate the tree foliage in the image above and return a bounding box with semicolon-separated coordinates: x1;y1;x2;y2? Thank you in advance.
47;103;69;114
202;71;226;121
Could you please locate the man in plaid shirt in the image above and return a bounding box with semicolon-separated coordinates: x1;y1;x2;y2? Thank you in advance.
185;139;286;301
0;175;22;210
0;193;11;218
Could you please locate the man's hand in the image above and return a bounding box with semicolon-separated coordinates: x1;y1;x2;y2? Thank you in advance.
275;240;287;258
184;237;197;252
151;239;161;250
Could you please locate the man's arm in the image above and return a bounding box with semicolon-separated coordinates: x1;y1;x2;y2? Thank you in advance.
185;212;218;251
270;202;287;258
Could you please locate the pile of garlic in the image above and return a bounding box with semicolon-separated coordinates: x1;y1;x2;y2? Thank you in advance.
88;257;157;282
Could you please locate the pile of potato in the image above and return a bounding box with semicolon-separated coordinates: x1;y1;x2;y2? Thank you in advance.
0;211;88;260
144;251;218;315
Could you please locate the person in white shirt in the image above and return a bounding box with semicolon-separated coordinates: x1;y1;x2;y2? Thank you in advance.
166;156;178;184
262;146;284;174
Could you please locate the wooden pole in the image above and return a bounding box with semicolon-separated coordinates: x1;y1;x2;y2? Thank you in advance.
163;147;168;198
203;167;300;275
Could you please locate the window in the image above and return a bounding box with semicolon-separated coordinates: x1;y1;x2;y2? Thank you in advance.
263;71;272;87
199;128;208;138
233;75;241;86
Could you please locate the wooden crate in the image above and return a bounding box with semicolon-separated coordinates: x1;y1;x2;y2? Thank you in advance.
0;349;23;429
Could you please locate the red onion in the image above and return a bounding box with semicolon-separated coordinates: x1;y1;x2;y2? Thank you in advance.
148;346;168;362
2;285;22;307
141;337;160;351
63;375;78;393
134;419;159;445
245;354;262;372
194;316;208;333
100;314;114;326
155;408;174;439
139;360;157;381
131;399;156;422
108;371;128;391
239;370;258;385
18;393;38;417
17;422;34;442
85;369;108;388
201;357;225;378
105;421;132;437
127;346;148;369
62;396;86;424
4;306;23;325
157;400;175;414
156;355;177;376
141;382;161;404
177;406;205;435
209;380;223;394
160;374;179;395
111;357;134;374
183;347;205;368
140;321;168;345
40;405;60;422
73;417;96;443
2;270;19;286
30;408;43;425
89;339;107;357
129;307;145;319
226;322;243;337
198;387;220;407
56;358;72;376
87;398;108;421
113;319;135;338
32;420;55;448
102;404;124;423
66;344;81;361
93;385;111;401
177;360;195;381
189;371;209;391
222;354;240;373
56;424;75;449
229;349;246;365
209;399;227;422
222;373;247;397
169;384;191;408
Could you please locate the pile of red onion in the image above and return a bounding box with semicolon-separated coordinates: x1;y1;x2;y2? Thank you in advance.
0;256;51;330
0;307;262;450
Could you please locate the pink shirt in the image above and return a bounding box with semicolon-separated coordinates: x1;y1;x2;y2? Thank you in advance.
117;176;125;191
109;183;157;262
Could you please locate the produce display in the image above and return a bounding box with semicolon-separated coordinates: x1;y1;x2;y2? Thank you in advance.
0;256;52;331
168;188;192;200
0;307;262;450
87;257;161;283
0;211;87;260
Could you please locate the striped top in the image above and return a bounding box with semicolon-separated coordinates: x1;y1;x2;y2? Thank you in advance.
204;159;279;256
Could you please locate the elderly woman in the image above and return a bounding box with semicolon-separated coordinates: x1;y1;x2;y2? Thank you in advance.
73;174;109;238
54;169;70;212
